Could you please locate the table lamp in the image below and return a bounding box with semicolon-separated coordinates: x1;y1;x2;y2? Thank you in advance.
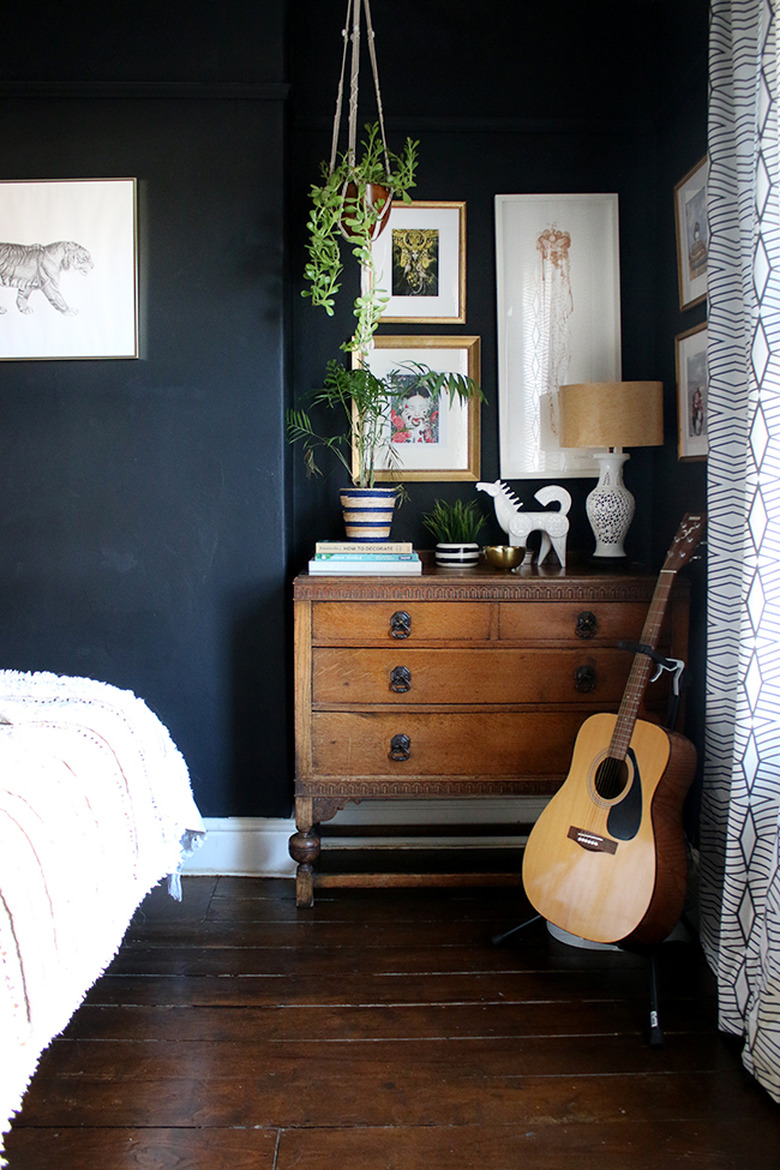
558;381;664;559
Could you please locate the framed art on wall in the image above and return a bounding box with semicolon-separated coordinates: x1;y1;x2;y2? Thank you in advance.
674;156;708;310
676;322;708;460
356;335;481;481
368;200;466;323
0;178;138;361
495;193;622;478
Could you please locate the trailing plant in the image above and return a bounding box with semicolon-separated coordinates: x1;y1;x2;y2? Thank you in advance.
302;122;419;355
422;498;487;545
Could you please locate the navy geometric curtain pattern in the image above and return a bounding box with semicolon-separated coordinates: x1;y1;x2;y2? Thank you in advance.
700;0;780;1101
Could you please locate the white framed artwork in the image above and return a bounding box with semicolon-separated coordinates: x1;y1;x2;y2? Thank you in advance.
495;193;622;478
0;178;138;360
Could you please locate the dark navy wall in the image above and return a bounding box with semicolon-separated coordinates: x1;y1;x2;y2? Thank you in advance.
0;5;291;816
0;1;708;819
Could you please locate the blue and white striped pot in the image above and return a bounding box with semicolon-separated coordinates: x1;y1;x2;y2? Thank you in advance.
339;487;397;541
434;542;480;568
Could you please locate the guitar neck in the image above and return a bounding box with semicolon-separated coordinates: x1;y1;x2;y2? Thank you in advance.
609;568;677;759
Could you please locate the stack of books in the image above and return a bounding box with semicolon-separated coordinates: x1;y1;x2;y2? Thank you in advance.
308;541;422;575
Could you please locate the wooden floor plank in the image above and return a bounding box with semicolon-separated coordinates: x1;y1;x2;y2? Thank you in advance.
85;962;715;1008
3;1126;278;1170
102;939;702;980
14;1061;771;1131
30;1030;727;1083
60;995;717;1043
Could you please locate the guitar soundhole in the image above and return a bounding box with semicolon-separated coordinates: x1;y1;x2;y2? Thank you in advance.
594;756;629;801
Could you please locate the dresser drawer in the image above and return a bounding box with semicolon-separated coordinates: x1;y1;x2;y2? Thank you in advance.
497;601;652;643
311;710;588;777
311;600;493;644
312;647;637;706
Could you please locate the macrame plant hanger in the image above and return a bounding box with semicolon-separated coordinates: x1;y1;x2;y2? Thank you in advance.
329;0;392;191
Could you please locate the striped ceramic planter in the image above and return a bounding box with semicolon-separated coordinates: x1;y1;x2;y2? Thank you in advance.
434;542;480;568
339;487;397;541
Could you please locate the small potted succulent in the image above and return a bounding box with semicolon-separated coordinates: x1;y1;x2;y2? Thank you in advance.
422;498;487;568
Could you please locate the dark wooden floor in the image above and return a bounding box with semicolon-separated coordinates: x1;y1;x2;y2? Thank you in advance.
5;874;779;1169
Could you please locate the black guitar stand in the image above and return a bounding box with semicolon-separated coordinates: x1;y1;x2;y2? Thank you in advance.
493;644;690;1049
491;913;667;1046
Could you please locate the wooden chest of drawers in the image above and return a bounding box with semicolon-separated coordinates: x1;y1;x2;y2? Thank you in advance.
291;559;689;906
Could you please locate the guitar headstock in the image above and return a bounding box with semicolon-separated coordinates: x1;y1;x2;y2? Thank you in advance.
663;512;707;572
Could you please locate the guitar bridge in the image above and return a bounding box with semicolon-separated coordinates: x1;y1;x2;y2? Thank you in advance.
568;825;618;854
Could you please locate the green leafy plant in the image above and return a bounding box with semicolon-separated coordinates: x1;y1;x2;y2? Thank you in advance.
287;361;484;490
292;123;484;493
302;122;418;356
422;498;487;544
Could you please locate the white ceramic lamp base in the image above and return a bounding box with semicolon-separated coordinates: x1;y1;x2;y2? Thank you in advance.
586;451;635;559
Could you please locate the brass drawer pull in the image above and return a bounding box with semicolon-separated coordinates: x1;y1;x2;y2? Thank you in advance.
389;733;411;761
575;610;598;639
390;665;412;693
574;664;597;693
390;610;412;639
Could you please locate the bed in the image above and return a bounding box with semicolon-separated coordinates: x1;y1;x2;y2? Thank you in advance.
0;670;205;1164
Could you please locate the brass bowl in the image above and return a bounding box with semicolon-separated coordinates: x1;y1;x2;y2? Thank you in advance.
483;544;525;570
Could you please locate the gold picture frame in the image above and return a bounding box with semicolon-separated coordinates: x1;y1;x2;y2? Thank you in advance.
368;200;466;323
354;335;481;481
674;156;708;311
676;322;708;461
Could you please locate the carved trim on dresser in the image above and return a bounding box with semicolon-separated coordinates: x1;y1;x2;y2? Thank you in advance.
297;777;560;798
293;574;658;605
311;796;360;823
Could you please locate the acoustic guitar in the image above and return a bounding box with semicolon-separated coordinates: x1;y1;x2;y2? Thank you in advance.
522;513;706;947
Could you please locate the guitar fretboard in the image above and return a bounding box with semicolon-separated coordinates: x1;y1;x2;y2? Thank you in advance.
601;513;704;762
608;569;676;759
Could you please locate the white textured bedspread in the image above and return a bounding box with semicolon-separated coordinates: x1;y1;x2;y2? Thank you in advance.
0;670;205;1162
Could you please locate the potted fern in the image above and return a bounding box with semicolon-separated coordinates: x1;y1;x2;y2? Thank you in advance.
287;363;483;539
422;498;487;568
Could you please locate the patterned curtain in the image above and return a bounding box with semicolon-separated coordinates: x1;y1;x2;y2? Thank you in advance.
700;0;780;1101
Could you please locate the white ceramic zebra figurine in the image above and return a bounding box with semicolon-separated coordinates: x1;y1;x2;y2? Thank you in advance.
476;479;571;567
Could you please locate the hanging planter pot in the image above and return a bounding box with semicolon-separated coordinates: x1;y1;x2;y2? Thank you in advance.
339;486;397;541
434;542;481;569
339;182;394;243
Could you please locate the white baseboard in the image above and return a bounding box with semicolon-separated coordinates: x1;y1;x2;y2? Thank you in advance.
182;817;297;877
181;797;548;877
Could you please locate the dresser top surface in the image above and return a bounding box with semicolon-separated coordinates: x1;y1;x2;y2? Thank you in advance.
293;554;683;603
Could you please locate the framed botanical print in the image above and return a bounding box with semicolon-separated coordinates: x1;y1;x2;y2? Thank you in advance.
368;201;466;323
0;178;138;360
676;322;708;460
355;335;481;481
675;156;708;310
